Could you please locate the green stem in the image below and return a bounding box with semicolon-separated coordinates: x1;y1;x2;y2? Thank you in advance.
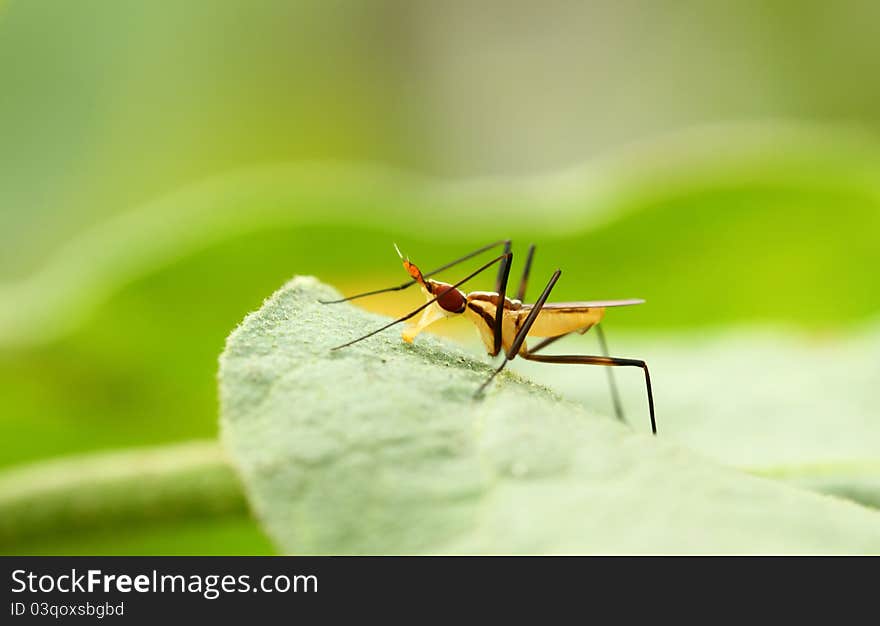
0;440;248;548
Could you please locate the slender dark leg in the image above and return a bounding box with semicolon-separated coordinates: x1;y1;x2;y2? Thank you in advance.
507;270;561;358
526;332;567;354
492;248;513;355
332;252;512;350
528;327;626;424
475;269;562;396
495;240;512;293
521;352;657;435
319;239;510;303
515;244;536;302
594;325;625;423
482;332;566;397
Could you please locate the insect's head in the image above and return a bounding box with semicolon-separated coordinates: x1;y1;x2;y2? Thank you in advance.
396;243;426;286
394;244;467;315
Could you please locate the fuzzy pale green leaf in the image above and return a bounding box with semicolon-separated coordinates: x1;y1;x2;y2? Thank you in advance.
512;329;880;508
219;277;880;554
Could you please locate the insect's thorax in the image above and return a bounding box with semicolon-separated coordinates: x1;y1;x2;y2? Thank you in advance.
465;291;606;356
463;292;519;356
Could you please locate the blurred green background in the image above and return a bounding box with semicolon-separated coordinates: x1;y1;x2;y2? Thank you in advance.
2;1;880;554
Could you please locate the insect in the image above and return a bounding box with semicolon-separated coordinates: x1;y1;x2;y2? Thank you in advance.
321;240;656;434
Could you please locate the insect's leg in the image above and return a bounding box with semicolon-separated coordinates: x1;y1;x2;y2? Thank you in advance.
515;244;536;302
507;269;561;359
320;239;511;304
494;240;512;293
520;352;657;435
332;252;512;350
529;328;626;423
492;247;513;355
480;307;641;426
475;269;562;397
594;325;625;423
524;332;568;354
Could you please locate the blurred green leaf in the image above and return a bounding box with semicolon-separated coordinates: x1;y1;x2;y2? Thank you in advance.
219;277;880;554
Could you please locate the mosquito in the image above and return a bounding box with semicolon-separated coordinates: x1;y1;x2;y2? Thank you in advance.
321;240;656;434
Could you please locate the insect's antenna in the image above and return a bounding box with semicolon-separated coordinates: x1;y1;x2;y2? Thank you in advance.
393;242;405;260
318;239;509;304
330;252;512;350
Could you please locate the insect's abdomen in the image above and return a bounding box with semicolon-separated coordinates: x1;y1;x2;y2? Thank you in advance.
517;307;606;337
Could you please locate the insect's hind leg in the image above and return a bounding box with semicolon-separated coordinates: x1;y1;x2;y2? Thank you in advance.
594;325;625;424
520;351;657;435
526;327;626;425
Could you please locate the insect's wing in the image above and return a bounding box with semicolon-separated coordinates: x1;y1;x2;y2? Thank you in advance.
524;298;645;311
